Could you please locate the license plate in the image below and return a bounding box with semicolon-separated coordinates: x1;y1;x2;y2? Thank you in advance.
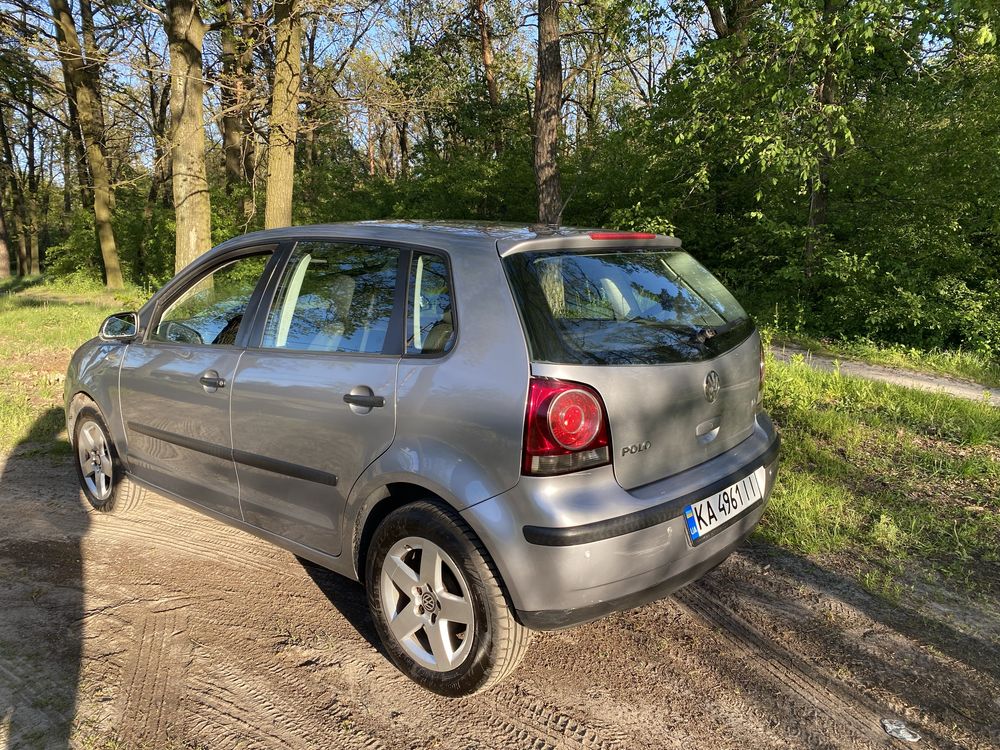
684;466;766;545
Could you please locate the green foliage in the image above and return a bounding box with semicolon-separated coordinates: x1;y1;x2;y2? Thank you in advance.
14;0;999;367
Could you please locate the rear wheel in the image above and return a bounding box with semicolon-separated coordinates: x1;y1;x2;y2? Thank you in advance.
366;501;531;695
73;406;145;512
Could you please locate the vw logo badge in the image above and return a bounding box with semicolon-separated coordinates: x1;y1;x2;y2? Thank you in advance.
704;370;721;403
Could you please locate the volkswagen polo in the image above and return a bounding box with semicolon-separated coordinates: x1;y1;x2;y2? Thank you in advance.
65;221;779;695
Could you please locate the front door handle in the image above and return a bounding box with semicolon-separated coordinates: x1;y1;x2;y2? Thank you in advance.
343;393;385;408
200;372;226;390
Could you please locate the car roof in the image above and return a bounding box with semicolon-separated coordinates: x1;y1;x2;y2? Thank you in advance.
211;220;681;256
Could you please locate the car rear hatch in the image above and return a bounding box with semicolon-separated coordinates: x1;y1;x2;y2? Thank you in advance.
501;233;761;491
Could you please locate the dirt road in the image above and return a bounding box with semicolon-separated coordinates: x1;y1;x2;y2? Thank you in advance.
1;447;998;749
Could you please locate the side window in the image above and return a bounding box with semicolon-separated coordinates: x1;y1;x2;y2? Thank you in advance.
406;252;454;355
150;254;269;346
261;241;399;354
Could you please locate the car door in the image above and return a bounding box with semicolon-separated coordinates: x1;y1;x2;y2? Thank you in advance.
228;240;404;555
119;247;277;519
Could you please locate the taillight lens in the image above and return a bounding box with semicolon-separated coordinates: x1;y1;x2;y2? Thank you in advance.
523;378;610;476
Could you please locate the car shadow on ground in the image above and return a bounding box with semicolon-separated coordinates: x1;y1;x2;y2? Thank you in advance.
0;407;87;749
298;557;385;654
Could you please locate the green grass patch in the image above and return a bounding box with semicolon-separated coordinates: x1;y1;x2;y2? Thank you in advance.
758;355;1000;596
0;279;125;453
768;329;1000;389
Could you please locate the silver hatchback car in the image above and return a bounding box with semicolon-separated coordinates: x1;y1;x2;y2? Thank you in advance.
66;221;779;695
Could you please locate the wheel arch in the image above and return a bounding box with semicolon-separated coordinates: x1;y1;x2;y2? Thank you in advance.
353;481;445;580
350;481;513;608
66;390;100;441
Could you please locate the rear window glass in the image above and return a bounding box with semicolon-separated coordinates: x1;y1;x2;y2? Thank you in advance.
504;250;753;365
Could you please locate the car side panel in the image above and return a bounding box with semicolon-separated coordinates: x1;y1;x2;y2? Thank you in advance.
342;245;531;571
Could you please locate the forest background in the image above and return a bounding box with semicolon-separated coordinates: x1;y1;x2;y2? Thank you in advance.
0;0;998;359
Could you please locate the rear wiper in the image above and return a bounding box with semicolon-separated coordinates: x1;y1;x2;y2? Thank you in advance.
689;326;717;344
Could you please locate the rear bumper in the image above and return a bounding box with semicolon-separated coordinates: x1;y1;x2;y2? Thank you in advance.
460;412;779;630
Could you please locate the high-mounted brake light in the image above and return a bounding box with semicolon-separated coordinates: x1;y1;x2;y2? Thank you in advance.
588;232;657;241
522;378;610;476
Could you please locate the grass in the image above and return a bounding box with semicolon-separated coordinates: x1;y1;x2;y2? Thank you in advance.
757;353;1000;597
767;329;1000;389
0;278;126;453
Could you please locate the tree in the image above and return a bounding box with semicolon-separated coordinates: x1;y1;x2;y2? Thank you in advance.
49;0;124;288
264;0;302;229
0;139;11;278
533;0;562;224
219;0;256;218
165;0;213;272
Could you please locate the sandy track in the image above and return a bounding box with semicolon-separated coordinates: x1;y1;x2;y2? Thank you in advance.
0;452;997;749
770;345;999;405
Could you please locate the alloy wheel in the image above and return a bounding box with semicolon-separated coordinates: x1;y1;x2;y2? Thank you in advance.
77;419;113;501
379;536;475;672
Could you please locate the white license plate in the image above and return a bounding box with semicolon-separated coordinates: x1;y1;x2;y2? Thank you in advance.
684;466;766;545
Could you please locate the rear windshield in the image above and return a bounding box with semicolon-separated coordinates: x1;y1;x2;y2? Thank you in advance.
504;249;754;365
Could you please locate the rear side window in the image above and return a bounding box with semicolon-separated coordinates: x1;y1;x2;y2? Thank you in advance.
504;250;753;365
405;252;455;356
261;241;399;354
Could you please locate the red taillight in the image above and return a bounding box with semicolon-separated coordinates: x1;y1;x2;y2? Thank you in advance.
588;231;656;241
523;378;610;476
548;389;602;448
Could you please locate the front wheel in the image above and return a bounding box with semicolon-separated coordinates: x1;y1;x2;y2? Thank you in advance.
73;406;146;512
366;501;531;696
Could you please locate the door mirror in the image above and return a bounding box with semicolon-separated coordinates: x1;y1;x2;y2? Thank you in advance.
99;312;139;341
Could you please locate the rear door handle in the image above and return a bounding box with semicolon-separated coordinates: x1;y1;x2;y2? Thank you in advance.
200;372;226;389
343;393;385;408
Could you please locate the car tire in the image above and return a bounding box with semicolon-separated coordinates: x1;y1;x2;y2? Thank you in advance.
366;500;531;696
72;406;146;513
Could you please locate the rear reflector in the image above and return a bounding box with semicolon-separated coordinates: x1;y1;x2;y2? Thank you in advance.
588;232;657;240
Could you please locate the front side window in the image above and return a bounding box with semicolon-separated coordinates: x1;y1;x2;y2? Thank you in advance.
504;249;753;365
406;252;455;355
150;253;269;346
261;241;399;354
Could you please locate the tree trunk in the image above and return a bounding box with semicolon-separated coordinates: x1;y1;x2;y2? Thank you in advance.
397;116;409;177
264;0;302;229
65;94;91;208
239;0;257;218
472;0;502;155
0;98;31;277
62;132;72;230
25;71;40;275
0;177;11;279
533;0;563;225
49;0;123;288
165;0;213;273
220;0;244;194
704;0;755;39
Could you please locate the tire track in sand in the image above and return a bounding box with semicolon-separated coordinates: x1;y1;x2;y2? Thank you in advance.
676;584;898;749
116;605;192;746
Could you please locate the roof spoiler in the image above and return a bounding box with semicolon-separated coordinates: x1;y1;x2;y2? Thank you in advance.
497;232;681;257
